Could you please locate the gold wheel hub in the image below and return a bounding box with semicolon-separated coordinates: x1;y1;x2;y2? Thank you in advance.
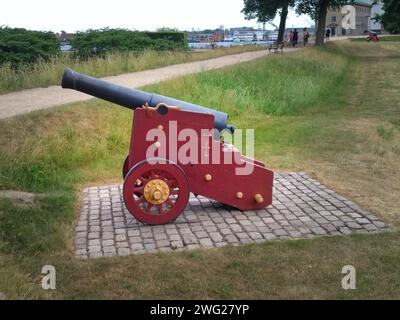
143;179;170;205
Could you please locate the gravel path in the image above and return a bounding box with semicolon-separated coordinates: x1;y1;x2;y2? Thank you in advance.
0;48;301;119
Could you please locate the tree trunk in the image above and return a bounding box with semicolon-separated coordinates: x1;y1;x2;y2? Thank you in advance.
315;0;329;46
277;2;289;43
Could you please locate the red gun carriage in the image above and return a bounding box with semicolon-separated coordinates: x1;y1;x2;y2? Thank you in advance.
62;69;274;225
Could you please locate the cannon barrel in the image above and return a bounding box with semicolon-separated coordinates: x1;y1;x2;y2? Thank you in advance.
61;68;234;133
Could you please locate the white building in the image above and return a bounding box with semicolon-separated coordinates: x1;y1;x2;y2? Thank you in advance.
370;1;384;33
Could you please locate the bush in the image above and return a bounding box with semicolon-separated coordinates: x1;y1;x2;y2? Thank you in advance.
70;28;188;58
0;27;59;68
145;31;187;47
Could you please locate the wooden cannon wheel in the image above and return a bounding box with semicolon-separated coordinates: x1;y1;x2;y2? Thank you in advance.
123;159;190;225
122;155;130;179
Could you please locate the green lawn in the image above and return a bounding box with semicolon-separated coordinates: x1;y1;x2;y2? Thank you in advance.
0;40;399;299
351;35;400;42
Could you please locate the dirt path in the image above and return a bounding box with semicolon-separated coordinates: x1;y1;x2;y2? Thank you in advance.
0;48;303;119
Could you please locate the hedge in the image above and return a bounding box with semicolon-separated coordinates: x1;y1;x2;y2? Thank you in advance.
144;31;187;47
70;28;188;57
0;27;59;67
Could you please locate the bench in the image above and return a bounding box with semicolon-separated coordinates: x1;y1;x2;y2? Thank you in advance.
268;42;284;54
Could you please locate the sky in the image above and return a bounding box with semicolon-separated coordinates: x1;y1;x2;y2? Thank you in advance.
0;0;312;33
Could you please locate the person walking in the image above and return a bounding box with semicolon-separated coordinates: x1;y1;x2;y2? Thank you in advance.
303;27;310;47
293;29;298;47
325;28;331;41
210;39;216;49
288;31;293;46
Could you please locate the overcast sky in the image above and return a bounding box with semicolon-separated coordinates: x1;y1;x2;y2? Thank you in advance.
1;0;312;33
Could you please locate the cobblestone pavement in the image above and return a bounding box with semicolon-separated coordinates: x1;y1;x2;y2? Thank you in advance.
75;173;387;259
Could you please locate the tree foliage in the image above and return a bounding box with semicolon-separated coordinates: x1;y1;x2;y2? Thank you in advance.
296;0;348;45
70;28;187;58
242;0;295;43
0;27;59;67
242;0;281;22
375;0;400;34
296;0;347;19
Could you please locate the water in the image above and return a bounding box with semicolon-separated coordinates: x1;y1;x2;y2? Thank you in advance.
188;41;274;49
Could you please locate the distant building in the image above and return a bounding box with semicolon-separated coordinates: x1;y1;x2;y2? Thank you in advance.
229;27;268;42
57;31;75;52
233;30;255;42
370;1;384;33
187;30;213;42
326;1;373;36
188;27;270;44
229;27;256;34
267;31;278;42
211;28;226;42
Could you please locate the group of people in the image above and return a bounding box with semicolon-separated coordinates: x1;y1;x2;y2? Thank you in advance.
287;28;310;47
325;28;380;42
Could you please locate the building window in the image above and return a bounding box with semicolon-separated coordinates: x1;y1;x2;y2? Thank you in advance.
331;16;336;22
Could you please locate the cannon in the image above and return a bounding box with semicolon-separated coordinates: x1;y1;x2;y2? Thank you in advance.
62;69;274;225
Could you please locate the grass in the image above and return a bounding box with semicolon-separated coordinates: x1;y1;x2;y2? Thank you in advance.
0;39;400;299
147;46;351;118
0;46;264;94
379;35;400;42
350;35;400;43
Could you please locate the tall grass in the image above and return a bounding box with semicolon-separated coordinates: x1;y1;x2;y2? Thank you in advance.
146;47;351;118
0;46;264;94
0;102;131;193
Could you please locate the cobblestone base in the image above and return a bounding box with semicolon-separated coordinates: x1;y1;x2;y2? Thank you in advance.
75;173;387;259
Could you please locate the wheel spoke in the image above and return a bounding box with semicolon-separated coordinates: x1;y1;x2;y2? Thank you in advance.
145;203;153;213
133;186;144;193
150;170;158;179
138;176;149;184
166;199;175;208
157;205;164;214
166;179;177;188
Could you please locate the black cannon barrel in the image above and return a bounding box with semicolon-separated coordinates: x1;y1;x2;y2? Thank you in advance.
61;68;234;133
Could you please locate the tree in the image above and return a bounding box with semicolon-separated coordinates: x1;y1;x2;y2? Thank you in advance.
0;27;59;67
375;0;400;34
296;0;347;46
70;28;187;58
242;0;295;43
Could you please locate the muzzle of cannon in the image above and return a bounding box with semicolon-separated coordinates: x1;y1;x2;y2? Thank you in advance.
62;69;274;225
